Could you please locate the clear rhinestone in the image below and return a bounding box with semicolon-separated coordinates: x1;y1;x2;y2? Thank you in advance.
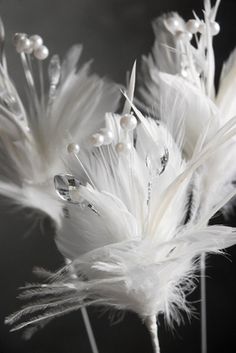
145;147;169;176
0;92;25;121
54;174;83;204
160;148;169;175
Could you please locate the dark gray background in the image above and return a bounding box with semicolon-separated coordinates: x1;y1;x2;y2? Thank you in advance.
0;1;236;353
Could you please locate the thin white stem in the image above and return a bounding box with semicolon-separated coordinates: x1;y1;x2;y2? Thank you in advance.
20;53;40;113
38;60;45;111
74;153;97;189
65;259;99;353
145;315;160;353
200;252;207;353
81;306;99;353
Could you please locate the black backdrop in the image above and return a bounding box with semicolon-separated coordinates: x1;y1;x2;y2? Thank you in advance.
0;1;236;353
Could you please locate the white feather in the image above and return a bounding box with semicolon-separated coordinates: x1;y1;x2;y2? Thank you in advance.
0;44;120;225
2;4;236;351
7;105;236;335
216;48;236;122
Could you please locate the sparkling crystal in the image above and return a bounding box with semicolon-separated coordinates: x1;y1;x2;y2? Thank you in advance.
145;147;169;176
0;91;27;129
0;91;22;116
48;54;61;86
160;148;169;175
54;174;100;216
54;174;83;204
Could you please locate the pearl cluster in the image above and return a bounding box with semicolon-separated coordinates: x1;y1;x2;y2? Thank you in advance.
67;114;137;156
78;113;138;156
164;16;220;80
164;16;220;42
88;127;114;147
115;113;137;155
13;33;49;60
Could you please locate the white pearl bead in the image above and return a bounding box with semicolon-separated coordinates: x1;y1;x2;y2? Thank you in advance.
176;30;192;41
100;128;114;145
198;22;205;34
164;17;180;34
210;21;220;36
67;143;80;154
13;33;27;46
186;31;193;41
120;114;137;131
115;142;132;155
24;40;34;54
15;37;31;54
34;45;49;60
89;133;104;147
186;19;200;34
29;35;43;50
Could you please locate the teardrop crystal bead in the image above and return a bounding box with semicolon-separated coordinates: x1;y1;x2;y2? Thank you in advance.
54;174;83;204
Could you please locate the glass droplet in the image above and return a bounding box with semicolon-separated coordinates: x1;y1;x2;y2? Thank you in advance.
160;148;169;175
0;91;24;118
48;54;61;86
54;174;83;204
145;147;169;176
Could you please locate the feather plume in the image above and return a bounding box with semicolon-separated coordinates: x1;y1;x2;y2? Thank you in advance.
2;2;236;352
139;0;236;219
0;37;120;225
5;103;236;353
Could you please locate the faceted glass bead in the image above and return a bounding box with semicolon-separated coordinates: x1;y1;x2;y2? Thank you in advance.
160;148;169;175
54;174;83;204
145;147;169;176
